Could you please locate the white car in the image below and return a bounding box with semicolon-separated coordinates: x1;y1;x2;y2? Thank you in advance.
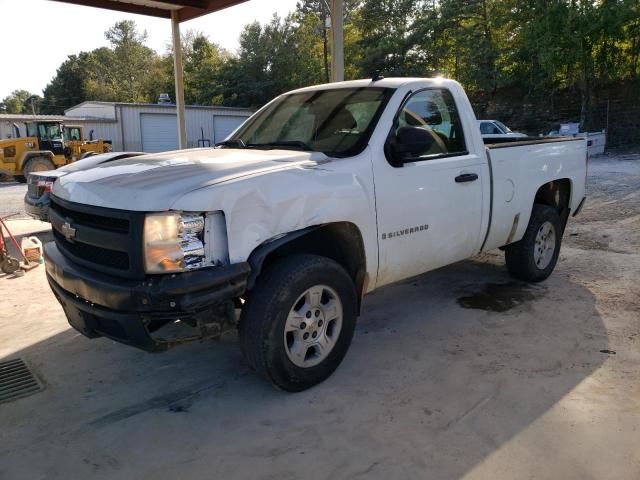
45;78;587;391
24;151;145;221
478;119;528;139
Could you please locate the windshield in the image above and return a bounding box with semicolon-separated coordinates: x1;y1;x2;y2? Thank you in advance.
226;87;394;157
38;123;63;140
495;120;512;133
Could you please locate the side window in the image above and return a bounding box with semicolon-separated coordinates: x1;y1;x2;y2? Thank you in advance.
67;127;81;141
394;89;466;160
480;122;495;134
484;122;501;134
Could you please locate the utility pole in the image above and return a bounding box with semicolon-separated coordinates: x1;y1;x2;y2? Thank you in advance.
171;10;187;149
330;0;344;82
26;95;38;115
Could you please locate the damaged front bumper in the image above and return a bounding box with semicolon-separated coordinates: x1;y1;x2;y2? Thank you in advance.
45;242;250;352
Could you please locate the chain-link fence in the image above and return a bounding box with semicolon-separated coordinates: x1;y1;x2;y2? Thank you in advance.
470;81;640;149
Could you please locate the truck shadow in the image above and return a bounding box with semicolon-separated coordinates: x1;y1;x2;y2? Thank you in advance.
0;255;607;479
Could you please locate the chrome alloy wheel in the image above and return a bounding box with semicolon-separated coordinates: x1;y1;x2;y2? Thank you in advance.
534;221;556;270
284;285;343;368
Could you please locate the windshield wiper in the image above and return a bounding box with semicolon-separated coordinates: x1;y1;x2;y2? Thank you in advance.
216;138;246;148
247;141;312;151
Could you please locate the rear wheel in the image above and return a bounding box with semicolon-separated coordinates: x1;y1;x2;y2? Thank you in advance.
239;254;357;391
505;204;562;282
23;157;55;177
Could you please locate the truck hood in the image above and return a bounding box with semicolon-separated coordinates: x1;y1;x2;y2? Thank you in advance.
53;148;330;211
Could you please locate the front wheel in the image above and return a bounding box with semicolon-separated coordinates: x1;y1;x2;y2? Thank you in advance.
239;254;357;392
505;204;563;282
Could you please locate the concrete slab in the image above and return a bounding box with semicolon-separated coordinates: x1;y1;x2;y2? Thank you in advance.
0;153;638;479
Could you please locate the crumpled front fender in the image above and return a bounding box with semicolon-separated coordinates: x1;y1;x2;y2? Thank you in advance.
171;150;379;291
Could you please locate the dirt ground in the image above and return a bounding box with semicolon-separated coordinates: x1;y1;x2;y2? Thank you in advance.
0;181;31;220
1;152;639;479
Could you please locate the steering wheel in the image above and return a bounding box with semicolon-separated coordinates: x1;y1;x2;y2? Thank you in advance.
401;109;448;152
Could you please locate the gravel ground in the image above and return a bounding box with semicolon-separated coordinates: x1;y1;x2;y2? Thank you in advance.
0;182;28;220
0;151;638;480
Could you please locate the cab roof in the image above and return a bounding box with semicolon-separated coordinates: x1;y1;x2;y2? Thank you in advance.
288;77;458;94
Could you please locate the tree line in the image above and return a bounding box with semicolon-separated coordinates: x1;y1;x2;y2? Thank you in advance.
2;0;639;130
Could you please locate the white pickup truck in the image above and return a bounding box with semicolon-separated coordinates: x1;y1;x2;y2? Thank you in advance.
45;78;587;391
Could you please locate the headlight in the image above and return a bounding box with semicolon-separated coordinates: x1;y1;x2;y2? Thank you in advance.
144;212;206;273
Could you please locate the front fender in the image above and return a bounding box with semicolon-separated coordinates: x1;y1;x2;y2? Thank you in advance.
171;152;379;290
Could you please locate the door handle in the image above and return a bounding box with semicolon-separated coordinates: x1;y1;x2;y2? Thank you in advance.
455;173;478;183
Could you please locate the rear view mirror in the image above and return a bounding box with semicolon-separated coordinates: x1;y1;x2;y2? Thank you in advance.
391;126;434;161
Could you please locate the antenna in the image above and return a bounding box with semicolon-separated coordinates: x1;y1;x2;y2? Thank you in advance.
371;72;385;82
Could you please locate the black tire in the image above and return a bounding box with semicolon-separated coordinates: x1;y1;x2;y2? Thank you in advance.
505;204;563;282
23;157;55;177
239;254;357;392
13;175;26;183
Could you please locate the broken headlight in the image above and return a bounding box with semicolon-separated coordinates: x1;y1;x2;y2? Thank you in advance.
144;212;206;273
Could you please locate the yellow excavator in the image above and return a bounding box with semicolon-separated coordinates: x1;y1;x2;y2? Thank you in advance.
0;120;111;182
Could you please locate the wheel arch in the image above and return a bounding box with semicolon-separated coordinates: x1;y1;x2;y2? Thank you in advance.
246;222;368;313
532;178;572;230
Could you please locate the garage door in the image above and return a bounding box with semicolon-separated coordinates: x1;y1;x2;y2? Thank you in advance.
213;115;247;144
141;114;178;153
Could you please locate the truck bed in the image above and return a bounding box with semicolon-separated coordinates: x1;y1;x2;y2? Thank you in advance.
481;136;586;252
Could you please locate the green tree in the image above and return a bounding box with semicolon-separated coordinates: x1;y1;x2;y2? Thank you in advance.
141;53;174;104
219;14;325;107
41;50;115;113
183;33;229;105
31;1;640;132
356;0;426;77
105;20;156;102
2;90;40;114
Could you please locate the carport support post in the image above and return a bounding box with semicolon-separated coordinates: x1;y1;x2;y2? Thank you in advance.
330;0;344;82
171;10;187;149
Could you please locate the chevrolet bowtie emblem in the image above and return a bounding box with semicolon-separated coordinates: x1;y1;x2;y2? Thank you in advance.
61;221;76;241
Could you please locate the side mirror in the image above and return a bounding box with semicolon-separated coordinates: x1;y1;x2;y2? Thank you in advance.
390;126;434;163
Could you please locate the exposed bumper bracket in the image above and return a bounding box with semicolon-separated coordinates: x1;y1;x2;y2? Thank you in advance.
45;242;249;352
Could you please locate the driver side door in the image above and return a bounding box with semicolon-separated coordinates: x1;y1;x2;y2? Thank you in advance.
373;88;486;287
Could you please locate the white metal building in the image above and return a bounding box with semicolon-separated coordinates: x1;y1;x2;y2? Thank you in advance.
64;101;253;152
1;103;253;153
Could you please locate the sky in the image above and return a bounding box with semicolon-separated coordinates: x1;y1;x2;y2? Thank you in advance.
0;0;299;99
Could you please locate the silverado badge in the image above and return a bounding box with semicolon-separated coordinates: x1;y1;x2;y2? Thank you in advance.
381;224;429;240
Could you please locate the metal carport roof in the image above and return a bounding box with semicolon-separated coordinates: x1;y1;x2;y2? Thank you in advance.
51;0;248;22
